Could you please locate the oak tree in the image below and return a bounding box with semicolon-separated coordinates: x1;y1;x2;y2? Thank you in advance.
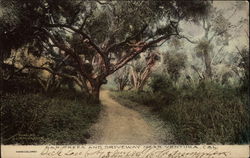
1;0;211;100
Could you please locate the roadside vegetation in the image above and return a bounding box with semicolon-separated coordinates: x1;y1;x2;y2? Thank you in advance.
110;1;249;144
113;77;249;144
1;76;100;144
112;46;250;144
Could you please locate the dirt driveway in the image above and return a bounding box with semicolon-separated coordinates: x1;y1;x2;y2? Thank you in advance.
87;90;173;144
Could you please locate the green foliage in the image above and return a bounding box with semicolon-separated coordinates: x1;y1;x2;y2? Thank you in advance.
161;84;250;144
1;0;211;59
149;74;174;93
1;74;41;94
195;40;213;58
149;74;177;107
114;91;157;107
237;48;249;93
0;0;48;59
1;91;100;144
163;52;187;82
113;66;130;91
115;78;250;144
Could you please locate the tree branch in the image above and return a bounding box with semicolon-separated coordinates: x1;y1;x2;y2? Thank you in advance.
211;45;225;65
4;66;27;81
96;0;110;5
79;14;90;31
45;24;104;56
23;65;83;88
112;33;177;74
106;24;148;53
177;35;198;44
45;23;112;75
34;27;94;81
208;29;227;43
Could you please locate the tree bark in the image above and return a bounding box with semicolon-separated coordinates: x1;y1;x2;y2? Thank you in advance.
118;81;126;91
204;50;212;79
89;80;102;102
130;53;158;91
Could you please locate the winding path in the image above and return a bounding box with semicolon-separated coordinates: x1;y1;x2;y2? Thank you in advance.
87;90;173;144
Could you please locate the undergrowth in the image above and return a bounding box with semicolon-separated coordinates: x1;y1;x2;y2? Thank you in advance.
114;81;250;144
1;90;101;144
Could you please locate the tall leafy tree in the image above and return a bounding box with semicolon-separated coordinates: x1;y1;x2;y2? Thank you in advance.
191;2;247;80
1;0;211;100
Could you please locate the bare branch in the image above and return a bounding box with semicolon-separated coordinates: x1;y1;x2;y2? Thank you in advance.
154;39;168;47
211;45;225;65
208;29;227;43
145;33;177;48
245;29;249;38
226;6;237;20
4;66;26;80
96;0;110;5
202;18;207;30
177;35;198;44
79;14;90;31
36;76;49;92
191;65;204;80
56;55;70;69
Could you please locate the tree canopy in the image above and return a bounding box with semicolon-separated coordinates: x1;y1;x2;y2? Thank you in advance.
0;0;212;99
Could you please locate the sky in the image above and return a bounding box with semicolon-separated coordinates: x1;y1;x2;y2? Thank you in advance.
159;1;249;61
156;1;249;83
179;1;249;49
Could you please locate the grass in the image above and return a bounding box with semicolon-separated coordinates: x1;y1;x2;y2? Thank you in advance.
112;83;250;144
1;90;101;144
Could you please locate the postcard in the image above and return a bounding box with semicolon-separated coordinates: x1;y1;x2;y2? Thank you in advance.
1;0;249;158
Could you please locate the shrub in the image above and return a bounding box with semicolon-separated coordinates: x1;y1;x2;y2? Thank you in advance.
149;74;178;108
1;91;100;144
1;77;41;94
149;74;173;93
